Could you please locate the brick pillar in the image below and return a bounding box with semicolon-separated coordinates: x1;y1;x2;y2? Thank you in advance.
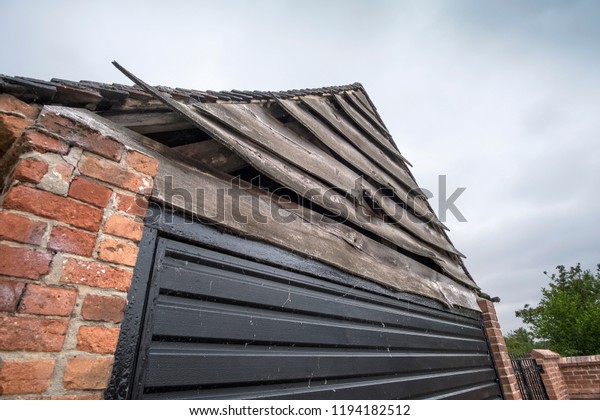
0;97;158;399
477;298;522;399
531;349;568;400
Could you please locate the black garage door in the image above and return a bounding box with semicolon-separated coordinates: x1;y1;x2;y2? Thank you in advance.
107;206;502;400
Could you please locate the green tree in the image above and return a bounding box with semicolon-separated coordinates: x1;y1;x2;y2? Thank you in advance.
516;263;600;356
504;327;538;355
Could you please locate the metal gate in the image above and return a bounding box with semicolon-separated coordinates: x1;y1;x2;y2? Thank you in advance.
107;205;502;400
510;356;549;400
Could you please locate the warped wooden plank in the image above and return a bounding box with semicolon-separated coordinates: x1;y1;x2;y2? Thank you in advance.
278;98;401;191
276;98;457;253
353;89;378;115
193;102;459;256
333;93;411;166
300;96;418;191
213;168;475;289
173;139;247;173
102;111;194;134
270;189;476;289
184;108;473;280
298;98;451;238
344;91;391;136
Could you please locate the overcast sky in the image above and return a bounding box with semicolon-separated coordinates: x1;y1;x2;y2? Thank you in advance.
1;0;598;333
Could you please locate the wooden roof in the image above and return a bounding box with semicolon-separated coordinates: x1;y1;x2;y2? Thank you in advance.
1;64;479;308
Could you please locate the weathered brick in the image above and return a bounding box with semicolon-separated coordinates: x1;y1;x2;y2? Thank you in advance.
77;326;120;354
60;258;133;292
0;359;55;395
38;113;122;161
63;357;113;390
18;284;77;316
37;393;103;400
0;278;25;312
4;185;103;231
0;114;32;155
0;315;68;351
0;211;47;245
0;94;40;120
115;191;148;217
126;150;158;177
68;177;112;208
13;158;48;184
97;237;139;267
79;154;153;194
51;161;74;183
104;213;143;242
48;225;96;257
23;129;69;155
0;244;52;279
81;294;126;323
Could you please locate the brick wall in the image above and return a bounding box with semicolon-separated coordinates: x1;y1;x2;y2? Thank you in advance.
0;95;158;399
530;349;568;400
559;355;600;399
477;298;522;399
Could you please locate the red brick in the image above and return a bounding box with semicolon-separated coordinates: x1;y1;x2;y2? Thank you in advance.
0;359;55;395
81;294;126;323
97;237;139;267
4;185;103;231
0;315;68;351
79;154;153;194
0;278;25;312
48;225;96;257
18;284;77;316
38;113;122;161
60;258;133;292
68;177;112;208
0;244;52;279
13;158;48;184
0;211;47;245
115;191;148;217
22;129;69;155
37;393;104;400
0;94;40;120
63;357;113;390
104;213;143;242
0;114;32;155
54;161;74;182
126;150;158;177
77;326;120;354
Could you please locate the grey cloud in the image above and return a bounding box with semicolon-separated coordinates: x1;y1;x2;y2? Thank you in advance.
2;0;598;335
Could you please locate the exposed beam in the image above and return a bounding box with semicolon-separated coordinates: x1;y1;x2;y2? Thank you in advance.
102;111;195;134
173;140;248;173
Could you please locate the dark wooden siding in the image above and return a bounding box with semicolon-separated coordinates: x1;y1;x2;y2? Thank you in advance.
109;206;501;400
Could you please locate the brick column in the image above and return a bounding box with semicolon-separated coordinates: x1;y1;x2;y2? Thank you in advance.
477;298;522;399
0;97;158;399
531;349;568;400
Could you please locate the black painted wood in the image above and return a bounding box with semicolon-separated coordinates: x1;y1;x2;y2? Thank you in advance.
104;227;158;400
114;205;501;400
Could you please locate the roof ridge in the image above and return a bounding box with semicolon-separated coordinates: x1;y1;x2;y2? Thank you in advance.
0;74;367;107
